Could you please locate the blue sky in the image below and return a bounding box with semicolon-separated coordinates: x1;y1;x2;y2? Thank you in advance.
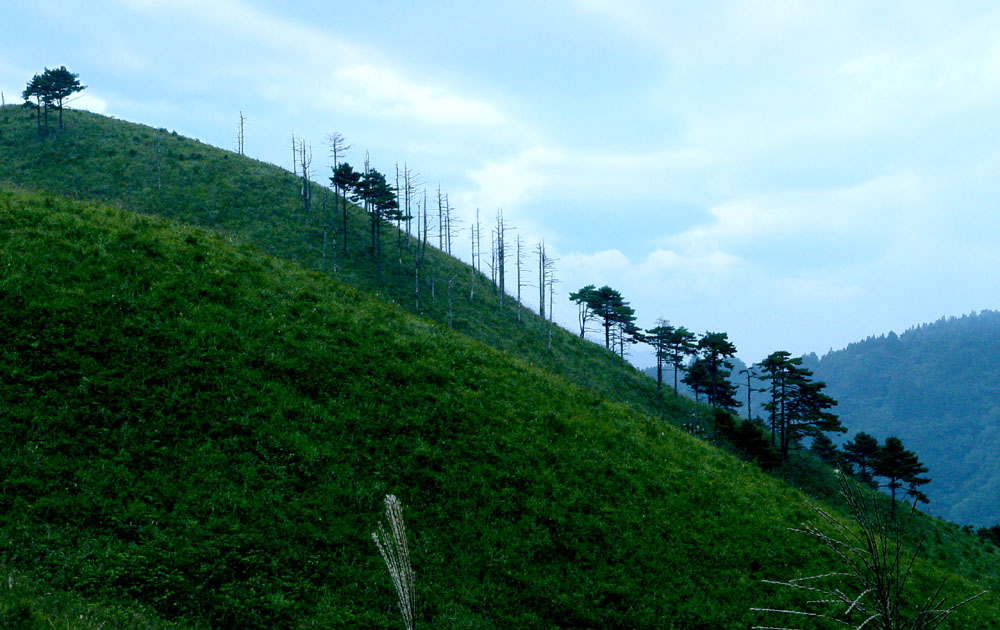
4;1;1000;365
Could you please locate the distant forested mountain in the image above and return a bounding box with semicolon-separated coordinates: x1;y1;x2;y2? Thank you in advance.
646;311;1000;527
809;311;1000;527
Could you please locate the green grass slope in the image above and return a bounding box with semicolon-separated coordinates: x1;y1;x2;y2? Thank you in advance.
1;189;996;629
0;105;688;428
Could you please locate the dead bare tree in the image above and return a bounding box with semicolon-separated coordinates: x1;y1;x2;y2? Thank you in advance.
403;164;420;246
421;188;429;262
516;234;526;323
474;208;482;274
488;228;497;292
469;219;476;300
445;194;456;255
396;163;403;264
327;132;350;169
494;210;513;308
326;132;352;259
298;139;313;216
237;111;246;156
545;252;558;349
536;240;547;320
436;185;444;252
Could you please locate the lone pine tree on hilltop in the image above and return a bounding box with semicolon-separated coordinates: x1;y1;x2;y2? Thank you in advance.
22;66;85;134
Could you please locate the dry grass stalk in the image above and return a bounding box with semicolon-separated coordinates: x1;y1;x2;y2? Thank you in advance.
372;494;416;630
751;473;985;630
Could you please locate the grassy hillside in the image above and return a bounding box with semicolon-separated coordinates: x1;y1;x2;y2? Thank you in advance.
0;105;688;428
1;188;997;629
1;107;997;628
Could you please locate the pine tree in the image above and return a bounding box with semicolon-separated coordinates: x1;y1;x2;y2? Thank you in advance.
875;436;930;518
664;326;696;397
810;433;839;464
43;66;84;129
645;321;675;393
760;350;844;461
569;284;598;338
844;431;880;487
330;162;360;258
696;332;740;410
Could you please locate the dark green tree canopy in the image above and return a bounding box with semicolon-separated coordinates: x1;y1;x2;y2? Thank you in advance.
647;323;697;395
569;284;599;338
875;436;930;512
571;285;634;351
696;331;740;410
331;162;361;200
760;350;843;461
810;433;839;465
844;431;880;486
22;66;85;131
682;358;712;404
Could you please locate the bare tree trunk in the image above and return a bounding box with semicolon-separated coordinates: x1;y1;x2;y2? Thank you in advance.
298;139;312;216
516;234;524;323
489;229;497;291
421;189;428;261
396;163;403;265
445;194;453;255
326;132;351;259
545;252;557;349
404;163;417;247
496;211;505;308
475;209;482;273
469;223;476;300
436;186;444;252
238;111;246;155
365;153;375;257
537;241;546;320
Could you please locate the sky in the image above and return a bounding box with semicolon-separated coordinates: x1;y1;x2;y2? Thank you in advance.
4;1;1000;366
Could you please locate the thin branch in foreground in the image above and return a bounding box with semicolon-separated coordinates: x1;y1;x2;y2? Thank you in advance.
751;473;986;630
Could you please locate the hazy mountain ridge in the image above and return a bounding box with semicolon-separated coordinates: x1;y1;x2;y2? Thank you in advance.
811;311;1000;527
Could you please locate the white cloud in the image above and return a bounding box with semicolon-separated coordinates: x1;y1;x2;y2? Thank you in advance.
71;92;108;114
457;143;714;230
664;171;926;265
330;64;507;127
114;0;509;130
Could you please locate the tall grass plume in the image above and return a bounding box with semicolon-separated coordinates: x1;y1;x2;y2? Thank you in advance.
372;494;416;630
